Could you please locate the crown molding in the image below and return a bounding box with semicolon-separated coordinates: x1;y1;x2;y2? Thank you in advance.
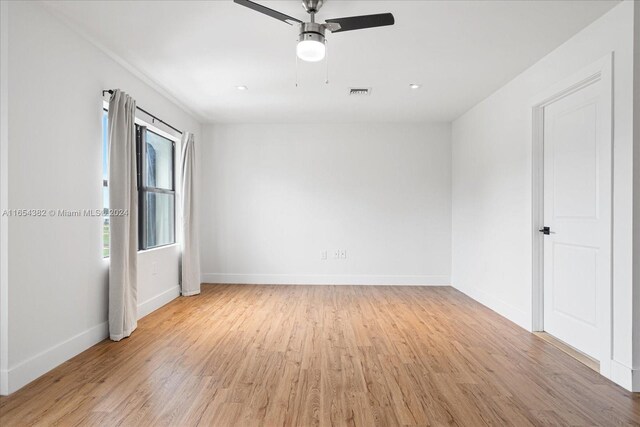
38;2;208;124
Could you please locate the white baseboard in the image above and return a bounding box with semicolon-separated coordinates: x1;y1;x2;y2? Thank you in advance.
452;283;531;331
454;284;640;392
1;321;108;395
1;285;181;396
137;285;181;319
201;273;450;286
0;368;6;396
610;359;640;392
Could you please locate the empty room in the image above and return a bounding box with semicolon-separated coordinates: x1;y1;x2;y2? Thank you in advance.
0;0;639;425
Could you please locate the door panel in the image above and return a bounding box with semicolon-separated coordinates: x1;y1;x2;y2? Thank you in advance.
552;243;597;326
542;78;610;361
552;103;598;219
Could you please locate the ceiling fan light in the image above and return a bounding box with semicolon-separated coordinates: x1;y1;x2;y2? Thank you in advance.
296;39;325;62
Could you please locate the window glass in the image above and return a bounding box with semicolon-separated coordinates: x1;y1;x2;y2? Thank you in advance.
145;130;173;190
138;127;176;250
102;110;110;258
144;191;175;248
103;113;176;255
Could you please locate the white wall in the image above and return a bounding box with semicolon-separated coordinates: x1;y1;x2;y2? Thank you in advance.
1;1;201;394
451;0;637;390
200;123;451;286
633;1;640;389
0;0;10;398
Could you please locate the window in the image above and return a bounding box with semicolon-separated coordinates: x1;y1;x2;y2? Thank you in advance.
102;110;109;258
102;109;177;257
137;126;176;250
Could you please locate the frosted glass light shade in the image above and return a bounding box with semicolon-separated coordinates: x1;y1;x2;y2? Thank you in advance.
296;39;326;62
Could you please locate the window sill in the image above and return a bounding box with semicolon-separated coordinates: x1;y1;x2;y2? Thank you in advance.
102;243;178;261
137;243;178;254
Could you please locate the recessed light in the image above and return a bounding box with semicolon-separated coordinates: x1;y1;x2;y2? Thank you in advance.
236;85;248;91
409;84;422;90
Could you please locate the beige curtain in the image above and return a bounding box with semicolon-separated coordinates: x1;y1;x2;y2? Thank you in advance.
108;90;138;341
180;132;201;296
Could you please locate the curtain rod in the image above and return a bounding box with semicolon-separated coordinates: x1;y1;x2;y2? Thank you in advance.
103;89;184;135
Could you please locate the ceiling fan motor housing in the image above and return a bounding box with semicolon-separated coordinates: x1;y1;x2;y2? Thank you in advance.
233;0;395;61
298;22;326;46
302;0;323;13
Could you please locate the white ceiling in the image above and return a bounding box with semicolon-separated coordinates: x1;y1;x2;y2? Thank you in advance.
45;0;618;123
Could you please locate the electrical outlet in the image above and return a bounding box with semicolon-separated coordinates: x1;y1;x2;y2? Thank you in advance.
340;250;347;259
151;262;158;276
334;250;340;259
321;250;327;260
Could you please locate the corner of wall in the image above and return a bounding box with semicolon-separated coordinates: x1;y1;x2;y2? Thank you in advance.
632;0;640;374
37;2;207;125
0;0;10;397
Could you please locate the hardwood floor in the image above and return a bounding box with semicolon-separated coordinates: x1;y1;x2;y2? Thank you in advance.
1;284;638;426
532;332;599;373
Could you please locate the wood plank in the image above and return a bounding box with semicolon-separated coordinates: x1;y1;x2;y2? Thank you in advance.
0;284;638;426
533;331;599;372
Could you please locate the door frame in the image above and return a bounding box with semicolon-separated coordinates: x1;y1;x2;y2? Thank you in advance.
530;53;613;377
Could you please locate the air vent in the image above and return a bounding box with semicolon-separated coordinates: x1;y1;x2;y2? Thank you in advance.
349;88;372;96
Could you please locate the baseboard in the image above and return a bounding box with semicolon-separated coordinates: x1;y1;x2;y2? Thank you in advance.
0;368;6;396
610;359;640;392
137;285;181;319
455;285;639;392
452;284;531;331
201;273;450;286
1;285;181;395
1;321;108;395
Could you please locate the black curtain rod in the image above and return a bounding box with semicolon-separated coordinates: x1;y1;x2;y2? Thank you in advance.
103;89;183;135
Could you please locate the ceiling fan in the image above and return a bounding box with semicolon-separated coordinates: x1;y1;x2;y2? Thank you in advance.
233;0;395;62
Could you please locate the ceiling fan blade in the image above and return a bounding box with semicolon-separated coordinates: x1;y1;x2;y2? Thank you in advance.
233;0;302;25
324;13;394;33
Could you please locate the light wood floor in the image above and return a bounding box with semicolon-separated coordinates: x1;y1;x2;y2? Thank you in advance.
1;284;638;426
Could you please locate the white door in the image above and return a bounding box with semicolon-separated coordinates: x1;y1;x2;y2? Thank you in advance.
542;76;611;361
